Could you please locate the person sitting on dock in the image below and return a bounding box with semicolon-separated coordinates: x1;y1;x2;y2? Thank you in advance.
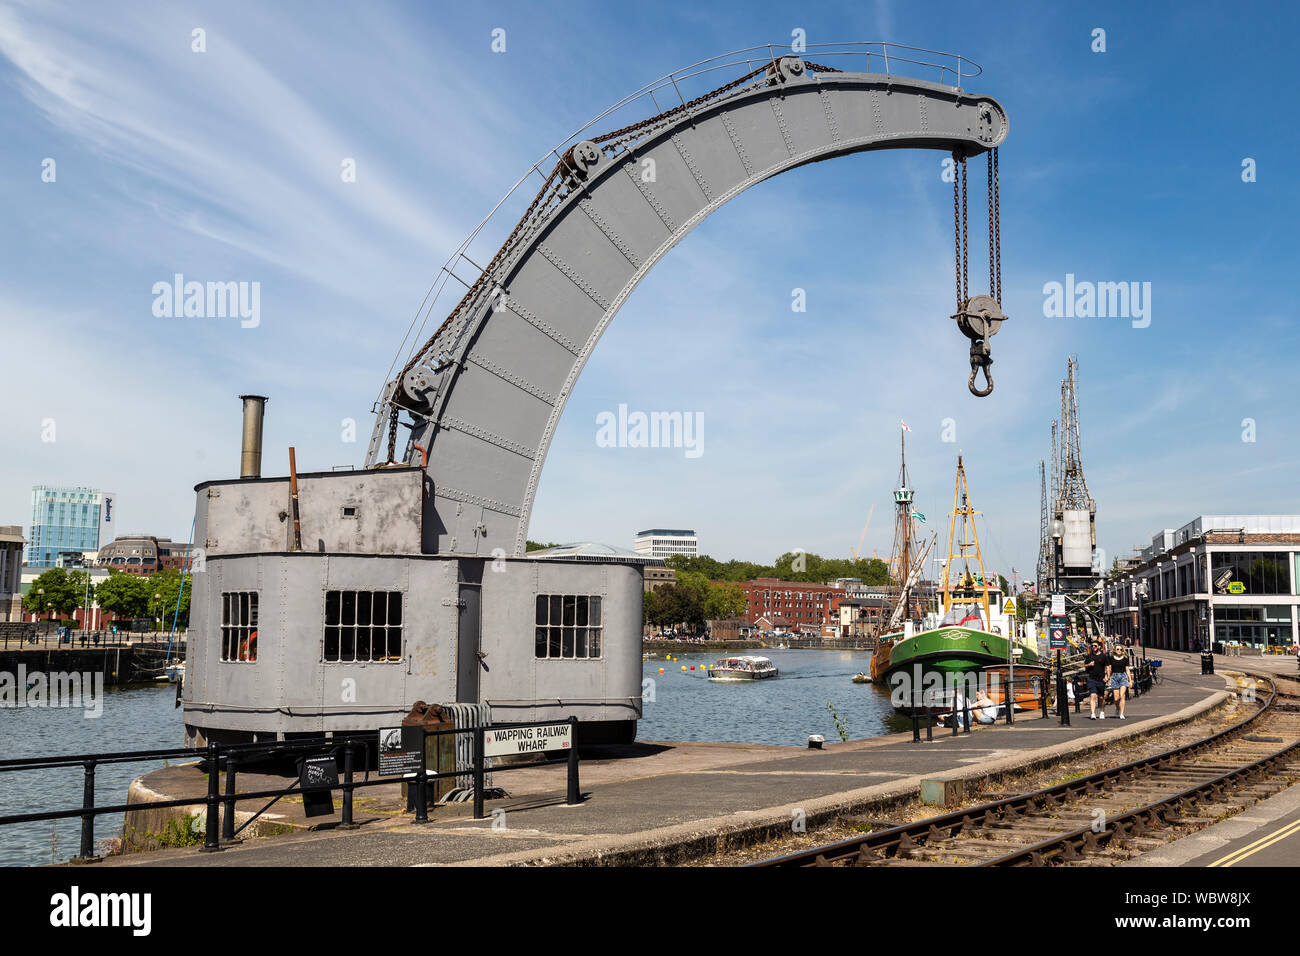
1084;640;1111;720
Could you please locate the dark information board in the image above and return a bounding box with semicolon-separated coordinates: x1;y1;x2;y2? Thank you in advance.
378;725;423;776
1048;615;1069;651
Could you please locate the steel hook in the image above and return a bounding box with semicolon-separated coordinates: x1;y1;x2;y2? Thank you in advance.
968;343;994;397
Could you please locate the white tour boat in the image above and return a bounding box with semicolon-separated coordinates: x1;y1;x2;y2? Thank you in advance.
707;656;778;681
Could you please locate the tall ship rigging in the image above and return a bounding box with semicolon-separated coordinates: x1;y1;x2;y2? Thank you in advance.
875;455;1040;708
868;424;929;683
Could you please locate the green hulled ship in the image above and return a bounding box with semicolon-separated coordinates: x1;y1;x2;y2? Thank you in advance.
879;455;1039;711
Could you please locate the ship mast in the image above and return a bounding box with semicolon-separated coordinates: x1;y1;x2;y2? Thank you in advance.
940;456;991;629
888;425;920;623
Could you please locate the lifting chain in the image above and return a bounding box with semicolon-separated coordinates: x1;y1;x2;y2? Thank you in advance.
952;147;1004;397
386;405;399;463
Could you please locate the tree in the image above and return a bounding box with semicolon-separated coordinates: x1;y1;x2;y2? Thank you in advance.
23;567;82;619
95;571;152;621
704;581;748;620
666;551;890;586
148;568;192;630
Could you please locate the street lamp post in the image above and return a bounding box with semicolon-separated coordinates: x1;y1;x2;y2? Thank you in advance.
1137;578;1149;660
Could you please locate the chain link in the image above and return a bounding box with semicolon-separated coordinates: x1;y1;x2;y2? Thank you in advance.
987;150;996;301
960;156;968;307
993;147;1001;305
956;151;967;312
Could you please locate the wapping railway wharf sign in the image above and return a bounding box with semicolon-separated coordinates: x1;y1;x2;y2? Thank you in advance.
484;723;572;757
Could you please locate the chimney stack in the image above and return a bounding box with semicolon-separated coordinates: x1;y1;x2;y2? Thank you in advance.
239;395;268;478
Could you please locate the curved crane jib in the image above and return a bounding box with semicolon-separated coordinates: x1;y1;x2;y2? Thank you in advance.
370;47;1011;557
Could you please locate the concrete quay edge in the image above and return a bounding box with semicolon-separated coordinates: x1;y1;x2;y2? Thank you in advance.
460;687;1233;867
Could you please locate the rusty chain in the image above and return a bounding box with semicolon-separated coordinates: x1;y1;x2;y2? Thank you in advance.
956;151;967;312
993;147;1001;305
960;156;968;306
987;149;996;302
385;405;399;463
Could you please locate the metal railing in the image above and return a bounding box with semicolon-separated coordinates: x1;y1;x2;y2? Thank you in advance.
0;717;581;863
907;674;1050;741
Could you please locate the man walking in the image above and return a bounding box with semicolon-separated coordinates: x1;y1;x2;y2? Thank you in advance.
1084;640;1110;719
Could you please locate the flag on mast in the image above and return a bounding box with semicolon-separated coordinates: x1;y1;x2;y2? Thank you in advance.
900;421;912;432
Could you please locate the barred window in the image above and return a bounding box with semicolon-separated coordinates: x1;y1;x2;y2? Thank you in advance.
534;594;602;659
221;591;259;662
324;590;403;663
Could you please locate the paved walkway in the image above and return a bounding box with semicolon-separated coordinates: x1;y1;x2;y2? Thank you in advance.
94;654;1229;867
1126;782;1300;868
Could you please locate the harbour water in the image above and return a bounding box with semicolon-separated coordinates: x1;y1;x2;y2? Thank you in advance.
639;648;900;746
0;683;182;867
0;649;898;866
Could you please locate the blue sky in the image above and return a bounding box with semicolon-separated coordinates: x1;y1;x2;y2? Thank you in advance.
1;0;1297;581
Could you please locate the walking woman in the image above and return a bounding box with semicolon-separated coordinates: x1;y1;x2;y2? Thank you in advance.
1109;643;1132;720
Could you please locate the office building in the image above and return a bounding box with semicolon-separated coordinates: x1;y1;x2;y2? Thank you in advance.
633;528;698;559
28;486;115;568
1102;515;1300;653
0;526;23;621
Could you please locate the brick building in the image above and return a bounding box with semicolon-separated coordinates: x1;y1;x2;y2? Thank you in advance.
732;577;845;632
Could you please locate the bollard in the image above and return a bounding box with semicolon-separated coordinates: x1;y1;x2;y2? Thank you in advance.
414;728;429;824
911;713;921;743
221;756;237;842
566;717;580;806
1055;652;1070;727
925;713;933;742
472;725;486;820
77;759;96;861
1040;678;1049;719
340;742;357;829
200;742;221;852
1005;682;1014;725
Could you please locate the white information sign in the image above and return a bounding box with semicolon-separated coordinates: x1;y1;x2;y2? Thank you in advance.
483;723;572;757
1051;594;1066;616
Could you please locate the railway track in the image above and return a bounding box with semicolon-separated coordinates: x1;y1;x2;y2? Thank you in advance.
753;676;1300;868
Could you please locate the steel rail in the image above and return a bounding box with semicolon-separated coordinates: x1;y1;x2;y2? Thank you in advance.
752;678;1281;867
975;731;1300;866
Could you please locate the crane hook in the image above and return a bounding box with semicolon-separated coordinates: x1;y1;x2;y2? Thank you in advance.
968;342;994;397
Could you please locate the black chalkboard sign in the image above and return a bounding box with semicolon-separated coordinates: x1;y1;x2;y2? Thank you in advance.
300;754;338;818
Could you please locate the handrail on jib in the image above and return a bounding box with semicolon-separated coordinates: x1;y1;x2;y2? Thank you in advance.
374;41;985;412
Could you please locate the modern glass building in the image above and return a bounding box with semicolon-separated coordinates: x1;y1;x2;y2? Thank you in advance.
28;485;105;568
1102;515;1300;653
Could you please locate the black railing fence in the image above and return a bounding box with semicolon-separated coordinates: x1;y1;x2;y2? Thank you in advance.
0;717;581;862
